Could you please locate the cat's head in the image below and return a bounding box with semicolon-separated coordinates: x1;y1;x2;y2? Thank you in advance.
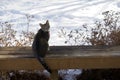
39;20;50;32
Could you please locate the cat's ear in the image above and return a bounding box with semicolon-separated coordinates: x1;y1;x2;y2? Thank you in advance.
39;23;43;27
46;20;49;24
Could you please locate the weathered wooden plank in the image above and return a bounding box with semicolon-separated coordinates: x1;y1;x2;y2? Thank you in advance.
0;47;31;51
0;46;119;55
0;51;120;58
0;46;120;70
0;51;32;55
0;56;120;70
0;46;111;51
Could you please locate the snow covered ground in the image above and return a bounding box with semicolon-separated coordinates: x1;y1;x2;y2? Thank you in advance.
0;0;120;80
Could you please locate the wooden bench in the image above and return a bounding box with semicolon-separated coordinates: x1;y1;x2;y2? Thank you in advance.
0;46;120;80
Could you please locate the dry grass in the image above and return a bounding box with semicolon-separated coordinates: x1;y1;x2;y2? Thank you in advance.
59;10;120;46
0;22;35;47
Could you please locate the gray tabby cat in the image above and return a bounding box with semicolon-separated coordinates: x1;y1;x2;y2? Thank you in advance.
32;20;52;73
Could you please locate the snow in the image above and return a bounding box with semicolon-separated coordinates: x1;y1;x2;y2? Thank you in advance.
0;0;120;34
0;0;120;79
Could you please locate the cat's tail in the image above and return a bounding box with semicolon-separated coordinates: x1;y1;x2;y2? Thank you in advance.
37;57;52;73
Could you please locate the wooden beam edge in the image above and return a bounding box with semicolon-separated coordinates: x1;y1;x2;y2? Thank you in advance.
0;56;120;70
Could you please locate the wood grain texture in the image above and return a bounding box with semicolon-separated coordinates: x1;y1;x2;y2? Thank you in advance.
0;46;120;70
0;56;120;70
